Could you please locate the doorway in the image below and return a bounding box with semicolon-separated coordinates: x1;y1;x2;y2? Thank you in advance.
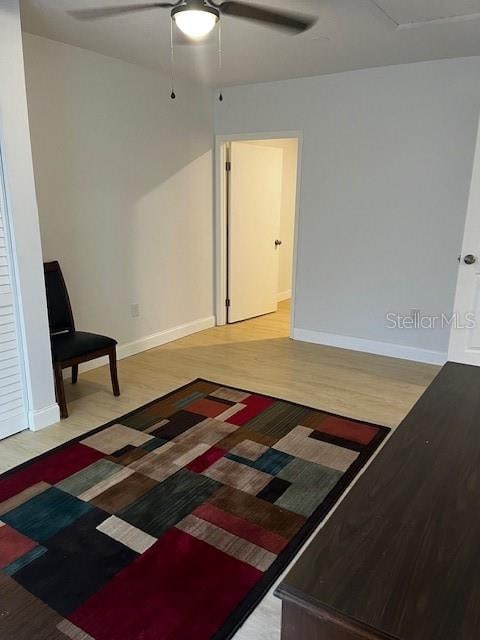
215;133;301;334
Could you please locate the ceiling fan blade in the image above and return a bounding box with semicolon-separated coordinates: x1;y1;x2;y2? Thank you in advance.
68;3;175;21
218;1;316;33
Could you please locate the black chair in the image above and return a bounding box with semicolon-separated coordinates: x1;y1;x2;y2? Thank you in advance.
43;261;120;419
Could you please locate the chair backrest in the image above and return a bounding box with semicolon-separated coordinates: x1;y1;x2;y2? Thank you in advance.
43;261;75;334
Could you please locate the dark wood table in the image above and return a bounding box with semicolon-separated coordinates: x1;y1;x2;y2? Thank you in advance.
276;362;480;640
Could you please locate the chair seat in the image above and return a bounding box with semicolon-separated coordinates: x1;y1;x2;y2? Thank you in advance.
51;331;117;362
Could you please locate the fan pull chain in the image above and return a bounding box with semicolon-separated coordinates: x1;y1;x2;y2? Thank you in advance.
218;20;223;102
170;19;176;99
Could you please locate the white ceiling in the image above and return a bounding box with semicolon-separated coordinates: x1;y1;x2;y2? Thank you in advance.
20;0;480;87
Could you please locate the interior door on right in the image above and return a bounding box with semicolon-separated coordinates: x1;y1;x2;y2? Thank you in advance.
449;115;480;365
228;141;283;324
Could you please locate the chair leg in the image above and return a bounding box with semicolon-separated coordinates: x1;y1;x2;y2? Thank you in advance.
72;364;78;384
53;363;68;419
109;348;120;397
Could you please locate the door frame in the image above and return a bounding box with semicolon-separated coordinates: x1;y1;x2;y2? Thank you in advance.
214;131;303;333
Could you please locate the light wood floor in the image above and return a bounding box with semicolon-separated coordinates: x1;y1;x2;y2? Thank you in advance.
0;301;440;639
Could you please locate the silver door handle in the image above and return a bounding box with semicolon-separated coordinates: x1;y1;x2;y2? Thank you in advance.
464;254;477;265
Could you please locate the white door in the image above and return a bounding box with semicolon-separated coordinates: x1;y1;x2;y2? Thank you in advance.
0;152;28;439
228;142;283;323
449;116;480;365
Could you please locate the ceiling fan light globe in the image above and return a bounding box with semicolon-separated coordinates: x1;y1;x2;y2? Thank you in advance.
173;8;219;39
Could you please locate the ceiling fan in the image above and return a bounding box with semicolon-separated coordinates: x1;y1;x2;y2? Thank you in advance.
69;0;317;39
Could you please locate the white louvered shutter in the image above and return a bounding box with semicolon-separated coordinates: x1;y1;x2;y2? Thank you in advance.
0;157;28;439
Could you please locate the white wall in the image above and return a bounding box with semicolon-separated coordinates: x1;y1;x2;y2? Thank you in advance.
0;3;58;429
23;34;214;359
215;58;480;363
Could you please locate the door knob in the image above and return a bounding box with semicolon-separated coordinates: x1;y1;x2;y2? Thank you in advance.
464;254;477;265
275;240;283;247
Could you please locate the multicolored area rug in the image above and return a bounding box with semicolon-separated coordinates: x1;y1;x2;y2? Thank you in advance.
0;379;389;640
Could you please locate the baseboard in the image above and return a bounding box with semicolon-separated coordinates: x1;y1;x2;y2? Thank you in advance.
73;316;216;375
277;290;292;303
293;328;447;365
29;403;61;431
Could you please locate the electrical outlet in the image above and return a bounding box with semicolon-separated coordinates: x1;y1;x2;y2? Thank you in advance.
131;303;140;318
